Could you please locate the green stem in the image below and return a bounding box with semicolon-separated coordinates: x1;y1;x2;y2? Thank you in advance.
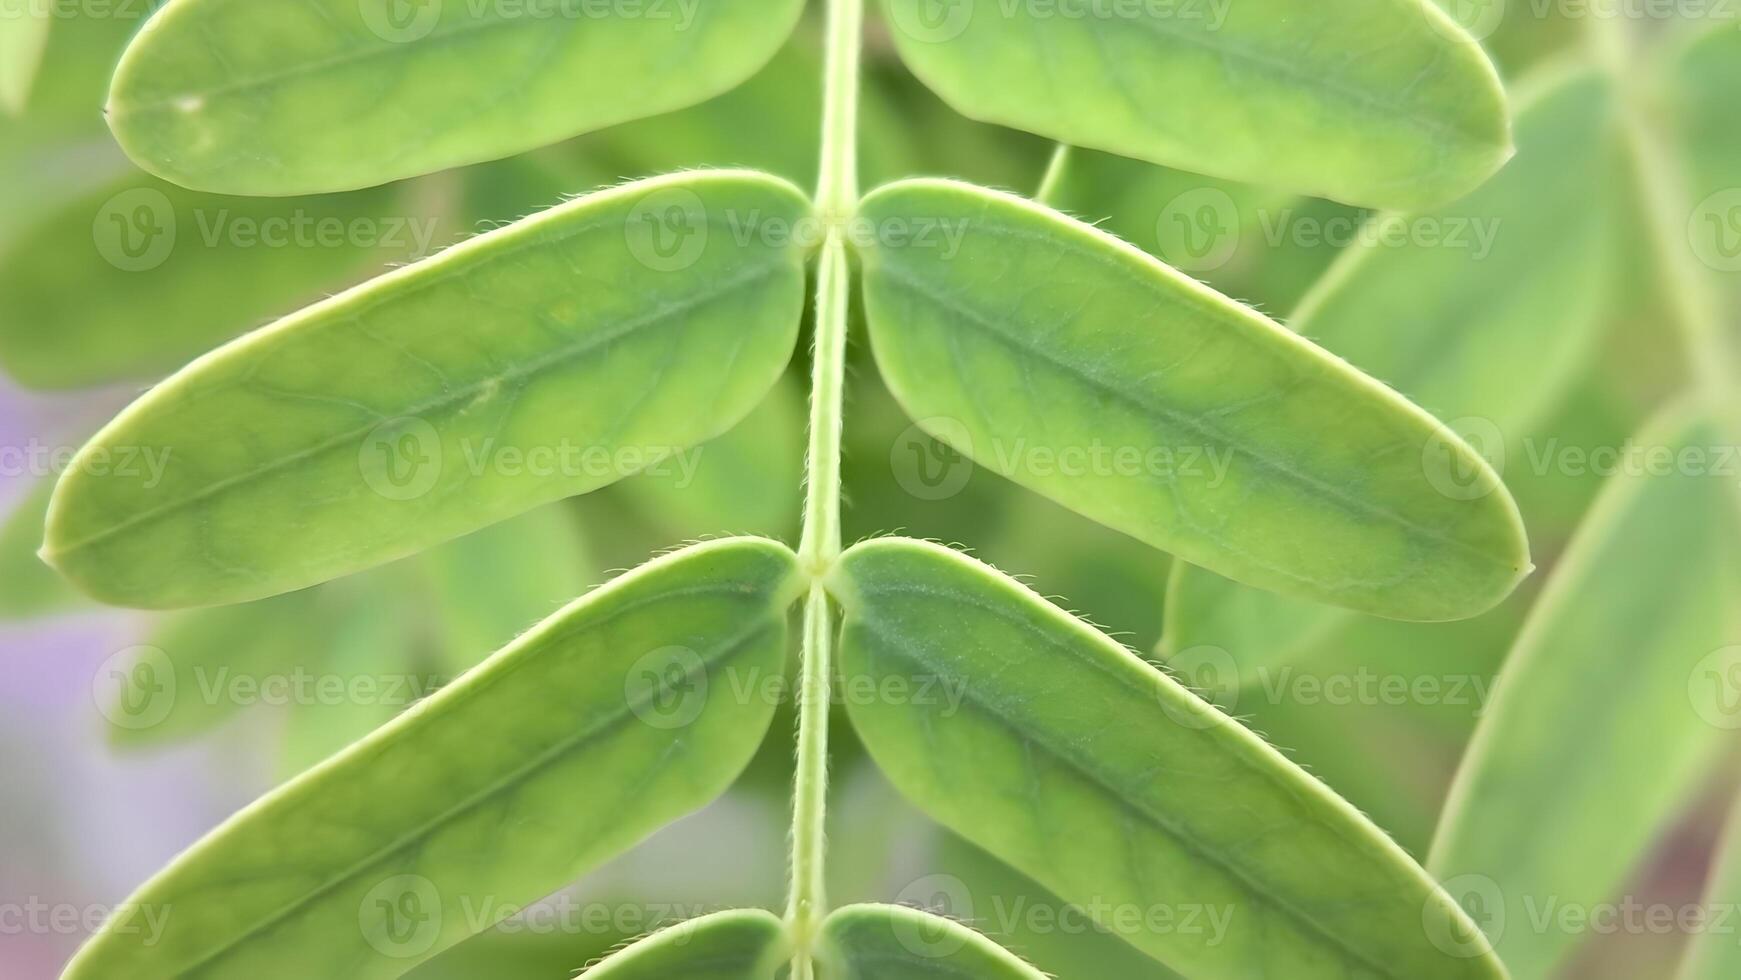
1590;13;1740;415
1035;143;1072;206
789;0;863;970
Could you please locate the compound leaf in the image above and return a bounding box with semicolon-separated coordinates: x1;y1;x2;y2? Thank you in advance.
43;171;810;609
578;909;789;980
855;179;1528;622
875;0;1510;210
1429;404;1741;978
819;904;1046;980
825;537;1503;979
107;0;806;194
64;536;804;980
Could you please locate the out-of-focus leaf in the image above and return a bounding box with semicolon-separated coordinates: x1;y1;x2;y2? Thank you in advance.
0;482;86;619
826;537;1504;979
1676;794;1741;980
418;502;596;675
875;0;1511;210
1163;67;1622;675
0;0;51;114
1666;26;1741;319
107;0;806;194
1046;153;1353;315
0;176;412;389
66;537;803;980
105;589;330;747
43;171;810;609
578;909;788;979
616;376;804;541
856;178;1529;622
1429;404;1741;979
1298;66;1619;446
819;904;1046;979
274;590;413;778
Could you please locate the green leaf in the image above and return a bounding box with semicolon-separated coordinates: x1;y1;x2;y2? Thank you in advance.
1666;25;1741;315
615;375;805;541
818;904;1047;979
42;171;811;609
855;178;1529;622
0;176;411;389
825;537;1504;980
0;0;51;115
65;536;803;980
418;502;597;675
0;482;87;619
1676;795;1741;980
274;592;414;779
1161;68;1621;674
104;588;332;747
578;909;788;979
1295;66;1620;448
1428;404;1741;979
107;0;805;195
874;0;1511;210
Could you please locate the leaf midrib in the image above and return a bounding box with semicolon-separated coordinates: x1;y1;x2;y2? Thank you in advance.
169;588;780;978
872;244;1509;571
52;257;787;558
849;585;1419;980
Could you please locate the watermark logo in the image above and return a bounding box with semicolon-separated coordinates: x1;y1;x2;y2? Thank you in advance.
1161;644;1238;730
93;645;176;731
1422;416;1506;501
891;417;976;501
1689;189;1741;273
360;417;444;501
360;875;443;958
626;646;709;729
885;0;974;43
1690;645;1741;730
361;0;442;43
1427;874;1505;958
894;874;975;958
627;186;710;272
94;188;176;272
1158;188;1240;273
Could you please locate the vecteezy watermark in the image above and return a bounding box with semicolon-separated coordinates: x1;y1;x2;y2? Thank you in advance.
91;187;443;273
1161;644;1497;730
1426;874;1741;958
1155;190;1503;274
1689;645;1741;729
1429;0;1741;43
891;873;1234;959
1690;188;1741;273
881;0;1233;44
358;0;704;44
1;0;170;22
357;419;708;502
1420;416;1741;501
624;647;971;730
0;899;172;946
92;647;451;730
0;438;172;488
888;417;1236;502
623;186;972;273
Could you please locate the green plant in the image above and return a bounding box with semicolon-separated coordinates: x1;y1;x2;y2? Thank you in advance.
17;1;1740;979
